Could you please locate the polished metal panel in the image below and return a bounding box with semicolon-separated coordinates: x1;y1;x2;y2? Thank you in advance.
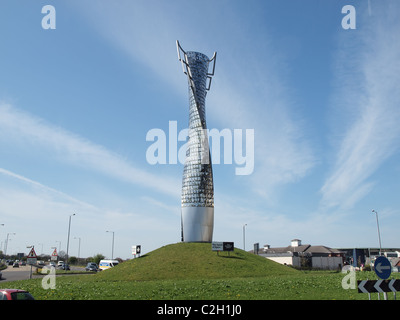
181;206;214;242
177;41;216;242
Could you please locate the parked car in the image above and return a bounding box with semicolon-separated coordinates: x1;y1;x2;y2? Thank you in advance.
85;262;98;272
57;263;70;270
12;262;19;268
0;289;34;300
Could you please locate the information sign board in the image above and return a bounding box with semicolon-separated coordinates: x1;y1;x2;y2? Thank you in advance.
212;242;223;251
132;245;141;256
212;242;234;252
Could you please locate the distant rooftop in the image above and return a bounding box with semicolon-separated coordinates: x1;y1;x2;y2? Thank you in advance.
260;239;344;257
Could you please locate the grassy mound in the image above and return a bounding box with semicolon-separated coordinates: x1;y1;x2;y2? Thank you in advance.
96;242;298;281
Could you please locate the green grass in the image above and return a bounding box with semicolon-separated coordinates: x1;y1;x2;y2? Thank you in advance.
96;242;298;281
4;243;400;300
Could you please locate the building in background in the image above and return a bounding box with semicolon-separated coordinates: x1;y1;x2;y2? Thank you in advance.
259;239;345;270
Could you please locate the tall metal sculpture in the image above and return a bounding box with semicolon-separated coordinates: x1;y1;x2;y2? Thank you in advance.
176;40;216;242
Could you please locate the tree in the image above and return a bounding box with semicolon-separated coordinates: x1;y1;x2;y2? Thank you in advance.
92;254;105;265
58;250;67;260
69;256;78;265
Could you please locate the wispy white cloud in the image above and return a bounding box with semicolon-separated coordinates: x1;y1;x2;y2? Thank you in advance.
71;0;316;201
321;3;400;210
0;103;180;197
0;167;97;210
0;167;179;256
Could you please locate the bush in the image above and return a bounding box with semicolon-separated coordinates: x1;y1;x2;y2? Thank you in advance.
69;256;77;265
363;264;371;271
92;254;105;265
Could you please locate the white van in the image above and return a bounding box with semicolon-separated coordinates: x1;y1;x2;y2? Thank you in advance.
99;259;119;271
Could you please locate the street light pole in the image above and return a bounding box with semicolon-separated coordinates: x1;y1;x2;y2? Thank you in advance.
55;241;61;252
106;231;115;259
0;224;4;252
243;224;247;251
4;233;16;256
74;237;81;259
372;210;382;256
66;213;75;267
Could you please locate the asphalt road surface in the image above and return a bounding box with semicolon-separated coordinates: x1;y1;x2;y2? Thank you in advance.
0;265;38;283
1;265;86;283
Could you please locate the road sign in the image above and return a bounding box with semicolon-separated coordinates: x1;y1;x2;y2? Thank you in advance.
51;248;58;261
27;247;37;265
223;242;234;252
374;256;392;279
212;242;223;251
212;242;234;252
358;279;400;293
389;279;400;293
132;245;141;256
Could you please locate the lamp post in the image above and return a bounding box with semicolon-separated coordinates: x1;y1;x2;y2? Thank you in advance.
0;224;4;252
372;210;382;256
55;241;61;252
106;231;115;259
243;224;247;251
74;237;81;260
66;213;75;267
4;233;16;256
38;243;44;256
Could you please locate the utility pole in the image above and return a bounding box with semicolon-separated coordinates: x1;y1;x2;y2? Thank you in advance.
372;210;382;256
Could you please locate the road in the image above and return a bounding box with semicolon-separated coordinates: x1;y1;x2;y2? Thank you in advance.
0;265;38;283
0;265;86;283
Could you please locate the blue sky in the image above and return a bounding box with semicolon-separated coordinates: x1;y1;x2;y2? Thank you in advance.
1;0;399;259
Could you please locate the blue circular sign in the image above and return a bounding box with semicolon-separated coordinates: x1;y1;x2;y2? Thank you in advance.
374;256;392;279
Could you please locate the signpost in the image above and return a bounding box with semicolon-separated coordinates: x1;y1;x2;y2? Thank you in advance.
26;247;37;265
132;245;141;258
26;247;37;280
358;279;400;299
373;256;392;300
254;243;259;255
51;248;58;261
212;242;234;255
223;242;234;252
212;242;224;251
358;256;396;300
